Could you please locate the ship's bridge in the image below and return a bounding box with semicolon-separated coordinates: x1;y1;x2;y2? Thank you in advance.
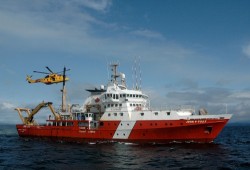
103;82;149;112
81;63;149;113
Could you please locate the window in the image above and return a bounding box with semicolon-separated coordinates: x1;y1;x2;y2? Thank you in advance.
119;104;122;107
114;113;117;116
167;112;170;115
100;122;104;126
108;113;111;116
123;94;126;97
120;113;123;116
67;122;73;126
140;112;144;116
155;112;158;116
78;122;88;127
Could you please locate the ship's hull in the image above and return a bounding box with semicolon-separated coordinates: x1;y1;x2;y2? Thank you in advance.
16;118;230;143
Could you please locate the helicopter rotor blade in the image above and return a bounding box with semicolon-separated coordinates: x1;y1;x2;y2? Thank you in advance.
46;66;54;73
33;71;50;74
55;69;70;74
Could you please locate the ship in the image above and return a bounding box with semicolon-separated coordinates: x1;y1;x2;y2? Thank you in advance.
15;63;232;143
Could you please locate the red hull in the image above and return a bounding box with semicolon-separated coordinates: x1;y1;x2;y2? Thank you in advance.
16;118;230;143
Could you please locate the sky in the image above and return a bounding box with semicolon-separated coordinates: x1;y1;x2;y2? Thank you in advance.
1;0;250;124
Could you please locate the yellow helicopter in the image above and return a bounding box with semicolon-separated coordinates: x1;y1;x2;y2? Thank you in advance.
26;67;70;85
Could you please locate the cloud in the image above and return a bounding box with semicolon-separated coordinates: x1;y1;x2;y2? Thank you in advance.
0;101;19;124
229;91;250;99
0;102;16;111
80;0;112;12
242;43;250;58
0;0;197;65
130;29;165;40
144;86;250;123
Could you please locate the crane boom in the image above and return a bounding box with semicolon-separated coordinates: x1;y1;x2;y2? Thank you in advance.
15;101;61;125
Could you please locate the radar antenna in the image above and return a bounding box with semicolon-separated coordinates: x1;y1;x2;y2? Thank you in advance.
110;62;119;84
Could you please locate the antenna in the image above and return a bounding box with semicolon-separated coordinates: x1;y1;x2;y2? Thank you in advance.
139;56;142;90
132;56;142;90
132;60;134;89
105;57;110;81
135;57;138;90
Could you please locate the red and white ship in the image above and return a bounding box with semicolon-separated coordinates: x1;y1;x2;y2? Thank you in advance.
15;63;232;143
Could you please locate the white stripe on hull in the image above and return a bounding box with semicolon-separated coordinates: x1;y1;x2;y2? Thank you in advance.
112;121;136;139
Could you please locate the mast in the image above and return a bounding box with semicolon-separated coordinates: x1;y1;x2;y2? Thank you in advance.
61;67;67;112
110;63;119;84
